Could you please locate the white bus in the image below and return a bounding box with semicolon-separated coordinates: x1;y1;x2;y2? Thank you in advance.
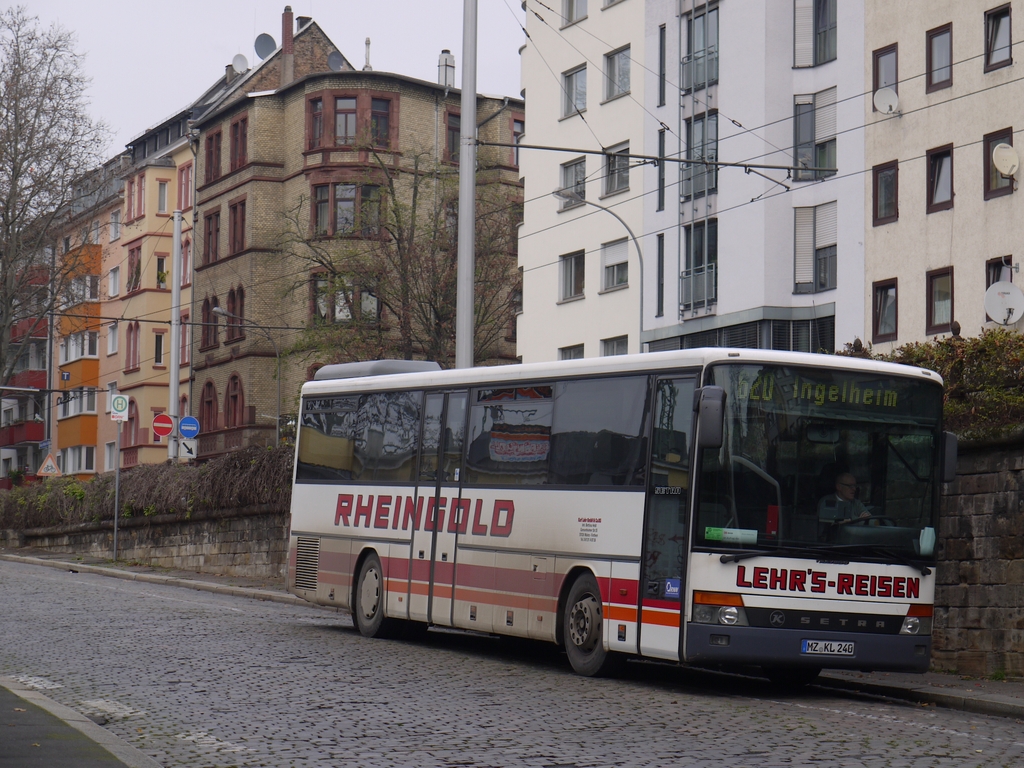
287;350;955;682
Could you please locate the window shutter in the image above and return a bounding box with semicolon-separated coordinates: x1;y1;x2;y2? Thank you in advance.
814;87;837;141
794;0;814;67
794;207;814;288
603;239;628;267
815;201;838;248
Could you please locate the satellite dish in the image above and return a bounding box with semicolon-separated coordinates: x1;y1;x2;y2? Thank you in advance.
327;51;345;72
984;281;1024;325
873;87;900;115
231;53;248;74
254;33;277;61
992;143;1020;177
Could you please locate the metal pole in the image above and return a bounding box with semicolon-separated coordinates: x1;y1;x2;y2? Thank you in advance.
113;426;120;561
168;210;183;460
455;0;478;369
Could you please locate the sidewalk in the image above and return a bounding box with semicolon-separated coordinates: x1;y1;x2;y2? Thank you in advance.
0;676;160;768
3;548;1023;722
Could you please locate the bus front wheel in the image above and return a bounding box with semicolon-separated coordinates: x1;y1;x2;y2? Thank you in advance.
563;572;618;677
354;553;394;638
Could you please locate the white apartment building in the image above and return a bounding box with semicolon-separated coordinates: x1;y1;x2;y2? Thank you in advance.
864;1;1024;349
518;0;868;362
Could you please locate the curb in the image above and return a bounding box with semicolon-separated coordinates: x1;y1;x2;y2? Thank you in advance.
817;674;1024;720
0;553;310;608
0;676;162;768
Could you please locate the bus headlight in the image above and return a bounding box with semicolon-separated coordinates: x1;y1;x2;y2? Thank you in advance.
693;605;716;624
691;592;748;626
718;606;740;625
901;605;933;636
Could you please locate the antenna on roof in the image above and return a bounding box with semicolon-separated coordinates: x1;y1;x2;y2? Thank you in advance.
254;33;277;60
363;37;373;71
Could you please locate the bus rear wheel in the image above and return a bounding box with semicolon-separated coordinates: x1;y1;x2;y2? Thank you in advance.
354;553;394;638
563;572;618;677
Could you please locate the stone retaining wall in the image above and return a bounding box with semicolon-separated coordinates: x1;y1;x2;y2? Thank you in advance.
3;506;288;582
933;442;1024;677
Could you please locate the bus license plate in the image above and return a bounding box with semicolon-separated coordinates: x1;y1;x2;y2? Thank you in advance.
801;640;854;656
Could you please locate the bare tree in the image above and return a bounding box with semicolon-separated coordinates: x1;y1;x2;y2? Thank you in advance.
279;150;521;368
0;7;106;384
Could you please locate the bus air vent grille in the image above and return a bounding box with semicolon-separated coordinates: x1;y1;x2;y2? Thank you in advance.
294;537;321;592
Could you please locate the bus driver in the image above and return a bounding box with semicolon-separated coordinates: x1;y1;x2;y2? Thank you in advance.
818;472;871;524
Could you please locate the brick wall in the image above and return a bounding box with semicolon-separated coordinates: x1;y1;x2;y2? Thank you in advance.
933;441;1024;677
6;507;288;582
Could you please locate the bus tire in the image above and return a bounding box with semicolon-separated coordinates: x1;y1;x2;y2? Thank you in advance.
563;572;617;677
354;553;393;638
763;666;821;688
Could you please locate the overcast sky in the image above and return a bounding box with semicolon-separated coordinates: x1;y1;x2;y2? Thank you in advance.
32;0;526;154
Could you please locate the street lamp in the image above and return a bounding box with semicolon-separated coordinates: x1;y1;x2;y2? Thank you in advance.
212;307;280;446
551;188;645;353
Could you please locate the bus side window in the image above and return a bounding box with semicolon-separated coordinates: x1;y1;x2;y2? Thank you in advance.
418;394;445;482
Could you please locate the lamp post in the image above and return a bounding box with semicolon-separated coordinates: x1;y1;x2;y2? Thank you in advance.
552;188;645;353
212;307;280;446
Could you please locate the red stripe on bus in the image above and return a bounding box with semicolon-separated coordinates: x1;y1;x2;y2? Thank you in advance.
642;598;681;612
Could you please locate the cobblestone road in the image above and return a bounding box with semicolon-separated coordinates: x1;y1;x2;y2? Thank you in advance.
2;559;1023;767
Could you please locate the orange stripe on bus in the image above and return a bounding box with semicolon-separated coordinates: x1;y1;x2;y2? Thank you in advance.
641;610;681;627
606;605;638;622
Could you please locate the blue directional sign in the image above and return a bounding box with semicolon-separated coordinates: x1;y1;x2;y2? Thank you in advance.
179;415;201;439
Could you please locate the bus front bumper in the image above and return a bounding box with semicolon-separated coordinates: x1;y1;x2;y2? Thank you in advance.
684;623;931;672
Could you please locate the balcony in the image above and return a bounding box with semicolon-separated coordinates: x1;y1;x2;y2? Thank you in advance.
11;316;47;343
0;420;45;448
7;369;46;390
681;46;719;93
197;425;274;459
681;160;718;200
680;263;717;312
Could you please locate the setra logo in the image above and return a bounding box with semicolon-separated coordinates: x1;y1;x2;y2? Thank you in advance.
770;610;786;627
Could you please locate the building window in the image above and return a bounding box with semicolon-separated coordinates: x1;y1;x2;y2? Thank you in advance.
157;181;168;213
205;131;222;183
658;25;666;106
105;442;115;472
512;118;525;166
107;322;118;355
180;311;191;365
926;24;953;92
106;382;116;413
313;183;382;236
927;268;954;335
926;144;954;213
309;98;323;149
683;113;717;197
230;115;248;170
873;161;899;225
681;219;717;310
313;185;330;236
985;4;1012;72
560;251;585;300
794;201;837;293
125;179;134;221
108;266;120;297
563;65;587;117
226;286;245;341
224;375;244;428
155;256;166;289
59;331;99;364
601;336;628;356
560;344;584;360
984;128;1014;200
564;0;586;24
872;279;898;343
872;44;898;105
601;239;628;290
109;209;121;241
370;99;391;147
312;274;350;323
656;233;665;317
181;239;191;286
560;157;586;207
794;0;835;67
815;0;837;64
127;247;141;293
446;112;461;163
683;5;719;91
136;174;145;218
177;162;192;210
229;199;246;254
204;211;221;263
201;297;220;349
605;142;629;195
335;97;357;145
657;129;666;211
154;332;164;366
200;381;218;432
794;88;836;181
605;46;630;99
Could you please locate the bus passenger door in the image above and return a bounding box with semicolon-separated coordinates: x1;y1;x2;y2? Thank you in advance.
409;391;467;627
639;376;697;661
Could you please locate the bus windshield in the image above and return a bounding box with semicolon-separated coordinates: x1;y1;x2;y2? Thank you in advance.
694;363;944;563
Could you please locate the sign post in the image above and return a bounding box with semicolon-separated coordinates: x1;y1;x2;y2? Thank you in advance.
110;394;129;561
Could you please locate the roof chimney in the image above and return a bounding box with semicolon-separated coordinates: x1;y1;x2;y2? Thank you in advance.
281;5;295;87
438;49;456;87
363;37;372;71
296;16;311;30
225;64;237;85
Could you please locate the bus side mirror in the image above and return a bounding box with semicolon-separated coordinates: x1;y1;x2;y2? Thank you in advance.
693;386;726;450
941;431;958;484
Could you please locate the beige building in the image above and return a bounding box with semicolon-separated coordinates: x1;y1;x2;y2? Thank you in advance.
865;1;1023;349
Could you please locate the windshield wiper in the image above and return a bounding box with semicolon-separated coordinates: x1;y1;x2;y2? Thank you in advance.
720;546;844;564
825;544;932;576
720;544;931;574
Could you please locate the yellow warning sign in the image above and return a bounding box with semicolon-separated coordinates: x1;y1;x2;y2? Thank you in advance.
37;453;61;477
